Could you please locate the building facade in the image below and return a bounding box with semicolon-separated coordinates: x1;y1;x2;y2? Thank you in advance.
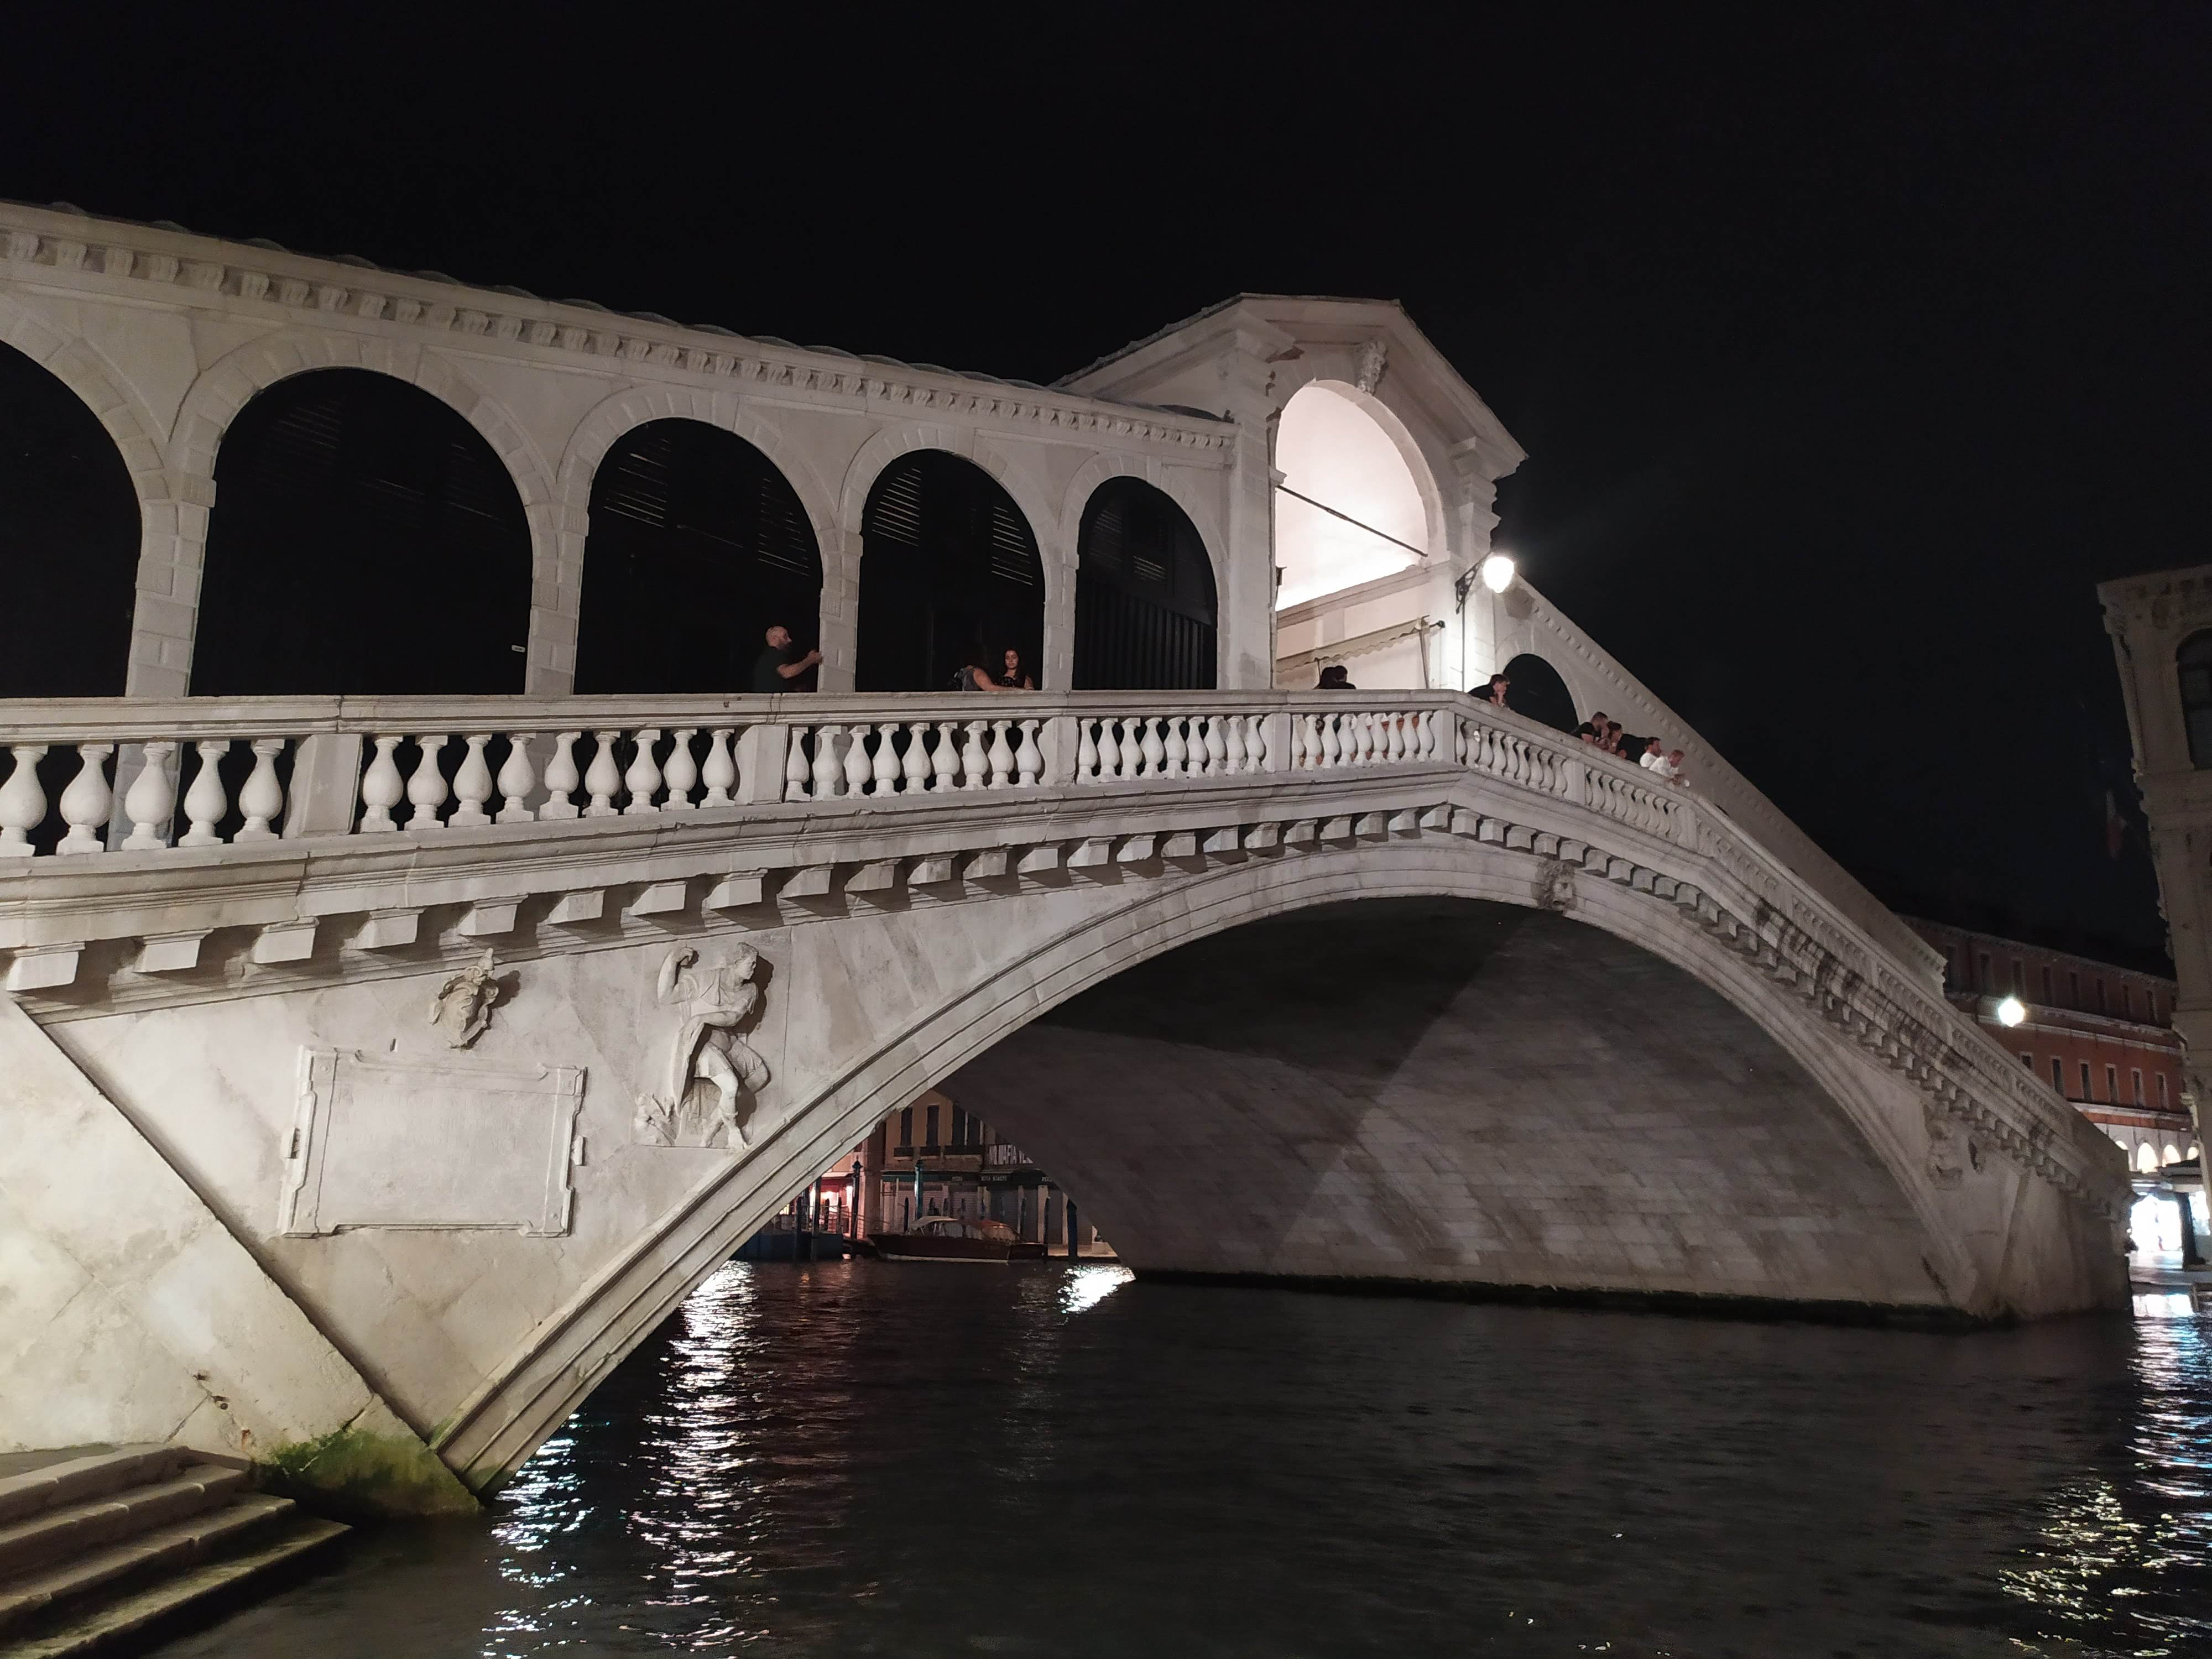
1903;917;2193;1172
2098;565;2212;1162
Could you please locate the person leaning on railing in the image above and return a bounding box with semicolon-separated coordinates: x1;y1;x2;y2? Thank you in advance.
1316;664;1357;690
752;624;822;693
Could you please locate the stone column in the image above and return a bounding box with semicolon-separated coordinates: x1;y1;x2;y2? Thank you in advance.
859;1123;886;1240
815;528;860;692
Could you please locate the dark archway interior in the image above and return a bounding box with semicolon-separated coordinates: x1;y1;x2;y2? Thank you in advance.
945;898;1941;1308
575;420;822;694
1502;652;1579;732
857;451;1042;692
191;368;531;696
0;343;139;696
1073;477;1217;690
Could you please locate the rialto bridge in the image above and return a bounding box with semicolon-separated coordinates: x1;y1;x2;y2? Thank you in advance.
0;202;2129;1516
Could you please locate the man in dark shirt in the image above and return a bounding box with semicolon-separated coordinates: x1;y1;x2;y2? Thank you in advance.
751;625;821;693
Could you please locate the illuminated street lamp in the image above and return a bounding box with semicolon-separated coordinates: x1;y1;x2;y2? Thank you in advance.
1480;552;1517;593
1996;995;2026;1027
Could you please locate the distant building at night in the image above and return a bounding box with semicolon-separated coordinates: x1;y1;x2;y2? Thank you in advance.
1901;917;2193;1172
2098;565;2212;1162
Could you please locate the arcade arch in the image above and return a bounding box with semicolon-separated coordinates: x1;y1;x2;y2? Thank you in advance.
0;341;140;696
190;367;533;696
573;419;823;694
1499;653;1579;733
1073;477;1218;690
1272;380;1438;608
856;450;1044;692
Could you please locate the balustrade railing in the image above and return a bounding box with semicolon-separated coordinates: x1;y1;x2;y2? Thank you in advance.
0;690;1684;860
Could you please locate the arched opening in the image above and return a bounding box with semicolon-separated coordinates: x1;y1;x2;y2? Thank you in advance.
575;420;822;693
857;451;1043;692
2137;1142;2160;1173
942;897;1944;1307
1499;653;1578;733
1272;382;1432;609
1073;477;1217;690
0;342;140;695
191;368;531;696
2178;633;2212;768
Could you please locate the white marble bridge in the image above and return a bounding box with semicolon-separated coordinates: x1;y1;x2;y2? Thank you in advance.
0;202;2129;1517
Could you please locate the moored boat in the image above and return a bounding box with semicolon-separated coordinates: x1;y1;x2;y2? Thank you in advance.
868;1215;1018;1262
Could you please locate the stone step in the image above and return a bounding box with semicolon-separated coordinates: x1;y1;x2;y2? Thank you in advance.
0;1494;295;1636
0;1467;248;1580
0;1451;185;1531
0;1514;347;1659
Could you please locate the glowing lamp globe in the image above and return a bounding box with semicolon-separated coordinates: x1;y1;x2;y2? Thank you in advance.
1995;995;2026;1027
1479;553;1516;593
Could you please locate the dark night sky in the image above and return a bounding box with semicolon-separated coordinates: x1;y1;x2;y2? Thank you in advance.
6;6;2206;961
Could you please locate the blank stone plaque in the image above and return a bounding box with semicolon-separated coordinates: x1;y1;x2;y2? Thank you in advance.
279;1048;586;1237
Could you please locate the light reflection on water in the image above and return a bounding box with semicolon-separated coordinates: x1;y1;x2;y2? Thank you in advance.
154;1265;2212;1658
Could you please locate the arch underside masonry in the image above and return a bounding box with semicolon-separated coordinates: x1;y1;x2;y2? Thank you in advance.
419;834;2118;1493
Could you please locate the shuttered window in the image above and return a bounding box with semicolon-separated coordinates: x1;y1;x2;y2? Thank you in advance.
576;419;822;693
194;368;530;695
1073;477;1217;691
857;451;1044;692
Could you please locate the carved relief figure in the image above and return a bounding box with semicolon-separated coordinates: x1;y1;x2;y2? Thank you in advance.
1923;1102;1966;1190
429;950;503;1048
636;945;773;1149
1532;858;1577;915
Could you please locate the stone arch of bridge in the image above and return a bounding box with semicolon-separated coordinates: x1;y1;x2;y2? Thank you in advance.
837;424;1063;690
550;387;841;694
436;838;2009;1493
163;331;559;693
1060;452;1229;688
0;295;183;697
1270;375;1451;588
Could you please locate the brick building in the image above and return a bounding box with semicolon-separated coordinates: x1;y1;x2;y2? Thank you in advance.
1903;917;2195;1171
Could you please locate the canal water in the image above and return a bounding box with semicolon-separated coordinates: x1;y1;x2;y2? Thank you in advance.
156;1263;2212;1658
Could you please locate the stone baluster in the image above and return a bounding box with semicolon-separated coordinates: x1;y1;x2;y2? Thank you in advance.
1388;712;1408;763
405;735;451;830
664;729;700;810
960;721;990;789
450;735;495;826
1319;713;1343;769
623;728;664;815
583;731;623;817
1222;715;1247;776
902;722;933;794
56;743;115;854
809;727;845;800
122;740;179;850
932;722;960;792
785;727;815;801
1015;719;1043;786
1076;718;1099;781
872;723;903;796
1140;717;1167;778
1454;714;1469;765
497;734;538;823
1162;717;1188;778
179;739;234;847
542;732;584;820
1098;718;1125;779
1288;713;1308;769
1358;713;1379;765
1205;716;1229;776
236;738;287;840
358;736;406;831
843;725;874;798
0;744;48;857
984;721;1015;787
701;729;737;807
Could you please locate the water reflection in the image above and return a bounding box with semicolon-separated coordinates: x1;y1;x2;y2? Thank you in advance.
153;1267;2212;1658
1059;1262;1133;1314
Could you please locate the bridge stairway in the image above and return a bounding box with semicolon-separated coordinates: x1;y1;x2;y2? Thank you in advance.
0;1446;346;1656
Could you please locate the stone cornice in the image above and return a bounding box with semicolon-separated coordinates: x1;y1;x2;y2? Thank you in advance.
0;202;1232;456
